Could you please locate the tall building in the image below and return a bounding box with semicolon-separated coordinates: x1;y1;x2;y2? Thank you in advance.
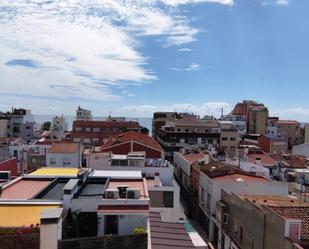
52;115;68;140
232;100;269;135
275;120;301;147
76;106;92;120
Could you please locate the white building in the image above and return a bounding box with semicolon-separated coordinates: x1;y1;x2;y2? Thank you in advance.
76;106;92;120
292;143;309;158
46;143;82;167
52;115;68;140
198;163;289;239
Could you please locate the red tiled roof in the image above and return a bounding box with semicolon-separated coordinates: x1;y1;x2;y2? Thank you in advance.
48;143;79;153
268;206;309;240
97;205;149;214
100;131;163;151
240;195;307;207
183;152;208;163
149;212;197;249
247;152;277;167
270;154;308;168
213;173;269;183
0;179;51;199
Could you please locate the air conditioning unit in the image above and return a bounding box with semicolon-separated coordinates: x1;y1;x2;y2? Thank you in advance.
0;171;11;181
105;189;119;199
126;188;140;199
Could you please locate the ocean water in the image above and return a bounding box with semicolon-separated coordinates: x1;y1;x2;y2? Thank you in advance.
33;115;153;133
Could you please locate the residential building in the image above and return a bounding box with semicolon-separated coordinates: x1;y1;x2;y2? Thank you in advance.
219;129;238;158
154;115;220;159
198;161;288;239
52;115;68;140
71;119;140;146
275;120;302;147
1;108;36;141
231;100;269;135
0;119;8;138
258;134;288;154
305;125;309;144
271;153;309;182
293;143;309;158
99;131;164;159
46;142;82;167
217;193;309;249
76;106;92;120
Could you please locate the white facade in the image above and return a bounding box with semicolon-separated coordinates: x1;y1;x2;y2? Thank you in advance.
76;107;92;120
0;119;8;138
52;116;67;139
46;152;80;167
292;143;309;158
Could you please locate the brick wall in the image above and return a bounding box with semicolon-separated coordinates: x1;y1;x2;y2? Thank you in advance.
58;234;147;249
0;233;39;249
0;158;18;177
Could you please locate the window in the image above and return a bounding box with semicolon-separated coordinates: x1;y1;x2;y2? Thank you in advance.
230;137;236;141
75;127;82;131
50;157;56;165
93;127;100;132
85;127;91;132
240;226;244;241
201;187;205;204
207;193;211;210
222;137;228;141
63;158;71;166
185;129;189;132
163;191;174;207
223;213;229;224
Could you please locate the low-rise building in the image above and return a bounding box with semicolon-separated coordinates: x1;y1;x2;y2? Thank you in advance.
46;142;83;167
198;162;289;239
216;193;309;249
71;120;140;146
76;106;92;120
258;134;288;154
99;131;164;159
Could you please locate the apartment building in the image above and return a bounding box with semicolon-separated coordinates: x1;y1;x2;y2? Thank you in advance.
258;134;288;154
76;106;92;120
198;162;288;240
154;115;220;159
71;119;140;146
216;193;309;249
275;120;302;147
219;128;238;158
51;115;68;140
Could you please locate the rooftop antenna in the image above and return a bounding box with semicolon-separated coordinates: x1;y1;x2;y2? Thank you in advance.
221;108;224;120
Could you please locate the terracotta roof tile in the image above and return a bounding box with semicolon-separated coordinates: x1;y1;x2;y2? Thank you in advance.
183;152;208;163
100;131;163;151
48;143;80;153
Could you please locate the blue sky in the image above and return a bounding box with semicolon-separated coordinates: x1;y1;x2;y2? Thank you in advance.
1;0;309;120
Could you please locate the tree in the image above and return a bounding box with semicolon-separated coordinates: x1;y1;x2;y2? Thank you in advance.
41;121;51;131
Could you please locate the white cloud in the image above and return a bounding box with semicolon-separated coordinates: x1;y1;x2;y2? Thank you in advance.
178;48;193;52
276;0;289;5
0;0;232;102
270;107;309;122
171;63;200;71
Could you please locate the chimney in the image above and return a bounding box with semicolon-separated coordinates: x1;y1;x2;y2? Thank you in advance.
154;172;162;187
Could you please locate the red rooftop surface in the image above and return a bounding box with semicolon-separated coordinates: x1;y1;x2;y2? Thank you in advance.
213;173;269;183
97;204;149;214
247;151;277;167
271;154;309;168
48;142;80;154
0;178;51;199
0;158;18;177
100;131;163;158
275;120;300;125
183;151;208;163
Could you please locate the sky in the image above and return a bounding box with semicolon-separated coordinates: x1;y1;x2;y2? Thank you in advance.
0;0;309;120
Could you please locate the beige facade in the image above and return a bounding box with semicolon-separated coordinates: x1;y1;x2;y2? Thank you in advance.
276;121;301;146
0;119;8;138
247;107;268;135
220;130;237;157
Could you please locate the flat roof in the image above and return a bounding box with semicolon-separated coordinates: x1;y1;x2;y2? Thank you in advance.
107;179;148;199
35;179;69;200
29;168;80;177
0;179;52;200
0;204;61;227
90;170;142;179
77;179;106;198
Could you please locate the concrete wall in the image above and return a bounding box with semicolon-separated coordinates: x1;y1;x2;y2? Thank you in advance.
46;152;79;167
0;119;8;138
